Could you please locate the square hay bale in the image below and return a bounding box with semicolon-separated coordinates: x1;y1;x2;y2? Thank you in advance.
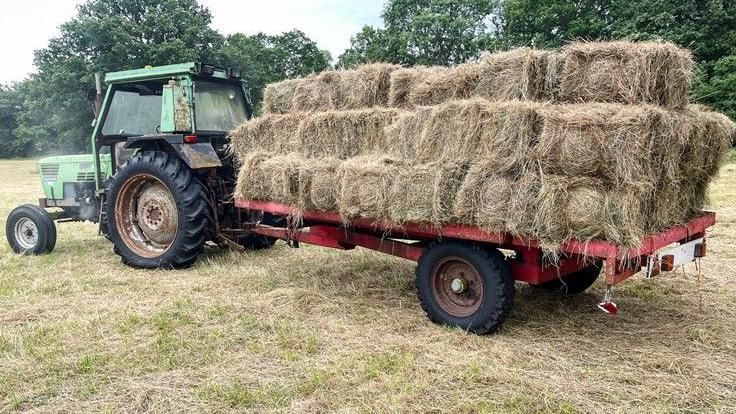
297;108;402;159
259;154;303;205
292;71;341;112
388;66;441;109
289;64;400;113
384;107;433;160
534;176;647;248
475;48;559;102
388;162;469;225
337;63;401;109
298;158;342;211
454;164;539;235
229;113;303;160
262;79;301;114
535;103;660;184
409;63;483;107
559;41;693;108
410;99;540;172
235;152;274;201
338;155;406;221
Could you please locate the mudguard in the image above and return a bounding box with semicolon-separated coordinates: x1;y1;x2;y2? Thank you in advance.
125;135;222;169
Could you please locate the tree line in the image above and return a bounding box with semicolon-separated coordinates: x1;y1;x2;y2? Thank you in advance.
0;0;734;158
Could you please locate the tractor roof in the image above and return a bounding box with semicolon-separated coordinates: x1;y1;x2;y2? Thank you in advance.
104;62;238;84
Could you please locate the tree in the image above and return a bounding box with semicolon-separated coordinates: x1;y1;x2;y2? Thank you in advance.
16;0;223;154
338;0;499;68
693;55;736;122
213;30;330;111
0;85;25;157
500;0;612;48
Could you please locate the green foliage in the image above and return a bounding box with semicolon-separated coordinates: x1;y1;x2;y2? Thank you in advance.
693;56;736;122
500;0;612;48
0;85;26;157
214;30;330;111
338;0;499;67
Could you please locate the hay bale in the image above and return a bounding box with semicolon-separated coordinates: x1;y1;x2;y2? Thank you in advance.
235;152;274;201
229;113;303;160
384;107;433;160
475;48;559;102
297;108;402;158
289;64;400;113
409;63;482;107
338;155;406;220
262;79;301;114
298;158;341;211
388;162;469;225
454;165;539;234
559;41;693;108
397;99;540;171
388;66;440;109
535;103;661;184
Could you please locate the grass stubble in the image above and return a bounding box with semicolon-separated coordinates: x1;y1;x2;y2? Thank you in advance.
1;159;736;413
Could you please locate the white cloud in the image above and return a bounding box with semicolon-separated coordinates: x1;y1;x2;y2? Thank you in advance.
0;0;386;84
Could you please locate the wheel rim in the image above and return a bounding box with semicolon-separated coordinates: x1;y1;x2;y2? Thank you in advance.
430;256;484;317
14;217;39;250
114;174;178;258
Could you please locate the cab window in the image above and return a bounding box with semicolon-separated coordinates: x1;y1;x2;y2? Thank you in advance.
102;89;162;136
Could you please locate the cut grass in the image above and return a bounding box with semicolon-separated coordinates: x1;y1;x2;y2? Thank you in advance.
1;159;736;413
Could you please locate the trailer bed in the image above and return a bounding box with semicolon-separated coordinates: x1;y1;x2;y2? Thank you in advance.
235;199;714;287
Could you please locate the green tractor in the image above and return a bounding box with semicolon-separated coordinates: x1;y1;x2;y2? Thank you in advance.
6;62;279;268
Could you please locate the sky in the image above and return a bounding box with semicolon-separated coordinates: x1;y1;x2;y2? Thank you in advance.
0;0;385;85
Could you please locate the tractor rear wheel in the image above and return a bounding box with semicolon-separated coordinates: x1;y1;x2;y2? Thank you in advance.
106;151;210;269
415;242;515;334
6;204;56;255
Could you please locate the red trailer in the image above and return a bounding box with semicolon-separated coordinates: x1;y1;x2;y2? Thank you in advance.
235;199;714;334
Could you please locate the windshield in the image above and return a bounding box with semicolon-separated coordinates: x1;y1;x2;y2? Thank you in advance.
194;81;248;132
102;90;162;136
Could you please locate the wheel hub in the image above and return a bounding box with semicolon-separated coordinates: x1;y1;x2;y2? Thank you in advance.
14;218;39;249
115;174;179;258
136;183;177;246
431;257;484;317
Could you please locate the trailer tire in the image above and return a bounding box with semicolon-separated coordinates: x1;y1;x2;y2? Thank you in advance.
535;262;602;294
415;242;515;335
106;151;210;269
6;204;57;255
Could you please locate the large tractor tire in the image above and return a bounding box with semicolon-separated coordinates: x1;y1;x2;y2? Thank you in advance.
6;204;57;255
106;151;211;269
415;242;515;335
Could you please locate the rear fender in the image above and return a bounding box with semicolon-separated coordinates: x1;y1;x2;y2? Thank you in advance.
125;135;221;169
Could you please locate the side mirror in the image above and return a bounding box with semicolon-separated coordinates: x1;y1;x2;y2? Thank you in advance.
160;80;192;133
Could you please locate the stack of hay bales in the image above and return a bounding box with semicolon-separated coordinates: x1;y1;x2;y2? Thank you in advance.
232;41;734;250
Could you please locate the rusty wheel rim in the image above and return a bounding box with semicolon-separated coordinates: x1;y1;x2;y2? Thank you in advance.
430;256;484;317
114;174;178;258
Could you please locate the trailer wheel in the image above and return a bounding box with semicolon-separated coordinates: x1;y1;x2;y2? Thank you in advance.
535;262;602;294
106;151;210;269
6;204;57;255
415;242;515;334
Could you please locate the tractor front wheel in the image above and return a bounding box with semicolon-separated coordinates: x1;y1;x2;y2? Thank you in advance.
5;204;57;255
106;151;211;269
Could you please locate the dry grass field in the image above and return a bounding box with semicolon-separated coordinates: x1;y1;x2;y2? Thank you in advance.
1;158;735;413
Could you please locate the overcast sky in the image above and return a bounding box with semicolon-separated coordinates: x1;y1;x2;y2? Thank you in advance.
0;0;385;85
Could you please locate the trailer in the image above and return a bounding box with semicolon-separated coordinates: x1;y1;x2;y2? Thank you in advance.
234;199;714;334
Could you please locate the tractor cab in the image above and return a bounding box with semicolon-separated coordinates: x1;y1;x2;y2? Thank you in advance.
7;62;263;267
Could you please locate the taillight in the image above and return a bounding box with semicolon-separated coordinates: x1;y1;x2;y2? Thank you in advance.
183;135;198;144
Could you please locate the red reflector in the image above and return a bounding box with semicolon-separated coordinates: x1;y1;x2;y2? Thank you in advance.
660;254;675;272
183;135;198;144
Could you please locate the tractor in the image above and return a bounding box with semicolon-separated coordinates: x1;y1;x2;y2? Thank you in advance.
5;62;278;268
